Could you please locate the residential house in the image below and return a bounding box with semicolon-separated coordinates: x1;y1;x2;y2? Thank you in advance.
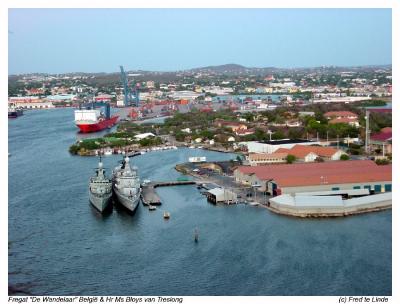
324;111;359;127
370;127;392;155
275;145;347;161
235;128;255;136
214;119;248;132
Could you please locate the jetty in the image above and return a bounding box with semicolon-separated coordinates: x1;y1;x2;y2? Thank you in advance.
141;180;196;206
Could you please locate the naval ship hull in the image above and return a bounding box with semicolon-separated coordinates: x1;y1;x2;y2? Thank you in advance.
113;188;141;213
89;191;112;213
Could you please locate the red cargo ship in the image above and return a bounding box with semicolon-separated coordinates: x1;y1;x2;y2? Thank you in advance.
75;109;119;133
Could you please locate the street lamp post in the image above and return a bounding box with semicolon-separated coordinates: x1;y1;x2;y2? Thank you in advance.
365;110;370;154
267;130;272;141
252;183;261;203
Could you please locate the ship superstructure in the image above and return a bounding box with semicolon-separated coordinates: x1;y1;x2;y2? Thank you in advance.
112;156;141;212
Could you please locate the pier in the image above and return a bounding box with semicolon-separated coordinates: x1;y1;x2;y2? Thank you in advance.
141;181;196;206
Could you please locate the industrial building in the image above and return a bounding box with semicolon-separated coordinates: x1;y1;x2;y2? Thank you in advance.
233;160;392;196
239;139;320;154
13;101;55;109
247;152;288;165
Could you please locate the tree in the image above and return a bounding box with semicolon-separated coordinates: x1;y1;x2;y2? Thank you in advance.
288;128;304;140
272;130;285;140
254;128;267;141
375;159;390;165
286;154;296;164
242;112;255;122
340;154;350;161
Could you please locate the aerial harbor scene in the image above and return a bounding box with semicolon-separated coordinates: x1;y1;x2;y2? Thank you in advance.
7;7;393;300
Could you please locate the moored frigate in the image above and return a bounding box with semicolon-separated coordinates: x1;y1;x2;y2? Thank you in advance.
89;158;113;212
112;156;141;213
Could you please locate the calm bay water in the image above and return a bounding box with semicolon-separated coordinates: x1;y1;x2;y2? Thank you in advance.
8;109;391;296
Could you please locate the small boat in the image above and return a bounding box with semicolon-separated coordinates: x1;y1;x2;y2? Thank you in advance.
163;211;170;219
104;149;113;156
194;228;199;243
149;205;156;211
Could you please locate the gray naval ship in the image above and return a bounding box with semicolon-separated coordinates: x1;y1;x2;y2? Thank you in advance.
113;156;141;213
89;158;113;213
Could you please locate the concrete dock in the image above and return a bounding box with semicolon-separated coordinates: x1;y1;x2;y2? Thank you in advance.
267;192;392;217
141;181;196;206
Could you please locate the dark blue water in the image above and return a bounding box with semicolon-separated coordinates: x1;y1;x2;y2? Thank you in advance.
8;109;392;296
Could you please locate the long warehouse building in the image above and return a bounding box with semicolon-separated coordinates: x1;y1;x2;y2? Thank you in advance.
234;160;392;196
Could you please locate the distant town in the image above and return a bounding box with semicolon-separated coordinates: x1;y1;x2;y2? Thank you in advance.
8;63;392;157
8;63;392;216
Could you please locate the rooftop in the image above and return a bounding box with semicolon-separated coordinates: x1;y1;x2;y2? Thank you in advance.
324;111;358;117
328;117;359;124
259;139;315;145
370;128;392;142
248;152;288;160
275;147;316;158
236;160;391;187
380;127;392;134
275;145;344;158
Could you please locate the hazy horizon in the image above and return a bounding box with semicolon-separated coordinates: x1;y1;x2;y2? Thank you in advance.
8;62;393;76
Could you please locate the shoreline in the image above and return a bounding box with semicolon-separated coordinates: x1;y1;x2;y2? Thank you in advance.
262;203;392;218
175;161;392;219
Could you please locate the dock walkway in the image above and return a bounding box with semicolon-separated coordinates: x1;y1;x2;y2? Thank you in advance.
141;181;196;206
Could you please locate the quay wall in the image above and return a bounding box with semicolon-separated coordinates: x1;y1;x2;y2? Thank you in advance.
268;193;392;217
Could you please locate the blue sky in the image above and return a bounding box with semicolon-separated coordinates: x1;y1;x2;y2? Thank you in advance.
8;8;392;74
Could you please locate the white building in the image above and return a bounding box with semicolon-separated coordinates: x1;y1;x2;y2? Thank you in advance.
117;99;125;107
135;133;155;140
240;139;320;154
206;188;237;203
168;91;202;100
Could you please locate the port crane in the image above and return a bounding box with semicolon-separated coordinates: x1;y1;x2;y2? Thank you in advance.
79;99;112;120
119;65;140;107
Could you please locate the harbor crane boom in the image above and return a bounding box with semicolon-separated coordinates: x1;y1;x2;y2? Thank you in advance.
119;65;140;107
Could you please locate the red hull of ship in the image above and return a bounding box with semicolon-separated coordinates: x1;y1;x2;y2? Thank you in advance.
76;115;119;133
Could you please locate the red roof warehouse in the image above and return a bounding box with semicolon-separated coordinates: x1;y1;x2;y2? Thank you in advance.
234;160;392;195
